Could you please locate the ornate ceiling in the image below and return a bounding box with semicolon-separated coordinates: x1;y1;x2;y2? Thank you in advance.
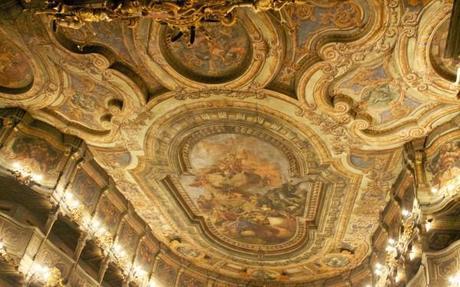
0;0;459;285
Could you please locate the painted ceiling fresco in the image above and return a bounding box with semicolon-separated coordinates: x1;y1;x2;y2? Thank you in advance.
161;22;252;83
0;0;459;285
180;134;297;245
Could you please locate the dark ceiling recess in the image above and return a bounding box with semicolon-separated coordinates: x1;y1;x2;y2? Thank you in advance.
446;0;460;59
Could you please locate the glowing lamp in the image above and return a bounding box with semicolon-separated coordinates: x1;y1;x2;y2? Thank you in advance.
112;244;126;258
63;193;80;209
31;264;51;282
449;273;460;287
401;209;410;218
374;263;385;276
132;265;146;279
31;174;43;182
425;220;433;232
12;162;22;170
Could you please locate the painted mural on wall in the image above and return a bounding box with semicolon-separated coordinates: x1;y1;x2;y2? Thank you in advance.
94;195;121;234
71;169;101;209
0;39;33;90
10;136;61;175
180;134;309;245
427;140;460;188
162;22;251;82
154;258;177;287
136;240;157;270
177;272;206;287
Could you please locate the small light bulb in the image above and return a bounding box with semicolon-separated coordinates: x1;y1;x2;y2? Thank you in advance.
386;245;396;253
32;174;43;182
97;226;106;236
409;246;419;261
425;220;433;231
32;264;51;281
92;219;101;230
431;187;438;193
64;193;74;201
133;265;146;278
13;162;23;170
456;67;460;85
388;238;396;245
374;263;384;276
401;209;410;217
64;193;80;209
112;244;126;258
449;273;460;286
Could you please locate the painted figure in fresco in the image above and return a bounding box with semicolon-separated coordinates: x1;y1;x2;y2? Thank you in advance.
167;23;249;79
0;40;33;89
362;83;399;108
11;136;61;174
185;136;309;245
428;141;460;188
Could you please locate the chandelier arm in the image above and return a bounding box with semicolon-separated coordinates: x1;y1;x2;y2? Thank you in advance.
36;0;304;31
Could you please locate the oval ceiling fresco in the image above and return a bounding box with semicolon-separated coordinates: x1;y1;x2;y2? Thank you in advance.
130;98;367;282
160;22;252;83
180;133;307;246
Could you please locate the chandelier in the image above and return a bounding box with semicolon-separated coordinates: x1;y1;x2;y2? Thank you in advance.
38;0;298;35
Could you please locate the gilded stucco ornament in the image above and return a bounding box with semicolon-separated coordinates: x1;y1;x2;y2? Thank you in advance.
297;0;460;149
0;0;459;285
37;0;325;31
94;91;394;282
0;23;62;108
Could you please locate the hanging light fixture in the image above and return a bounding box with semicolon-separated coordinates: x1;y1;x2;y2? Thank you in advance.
37;0;297;27
36;0;299;43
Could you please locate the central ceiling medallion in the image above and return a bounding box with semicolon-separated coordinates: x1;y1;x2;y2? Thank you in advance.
160;124;328;255
177;132;322;248
161;23;252;83
135;102;349;260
